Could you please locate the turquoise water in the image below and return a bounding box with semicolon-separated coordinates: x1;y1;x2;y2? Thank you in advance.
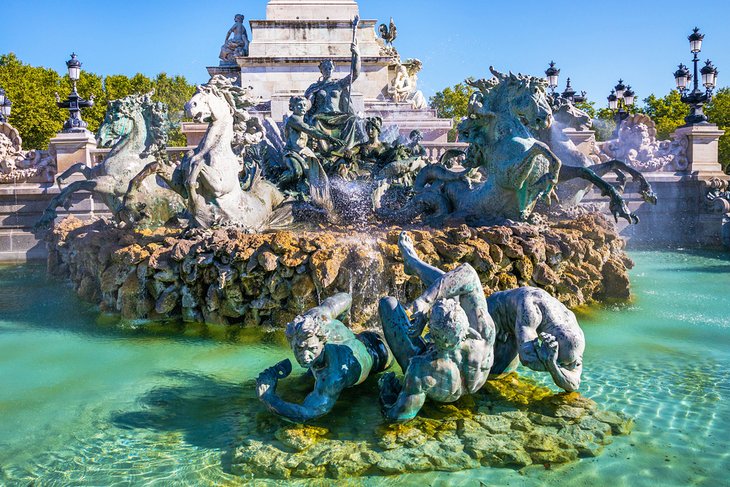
1;250;729;486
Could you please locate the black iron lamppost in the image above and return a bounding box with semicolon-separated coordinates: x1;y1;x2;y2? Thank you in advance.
561;78;587;103
55;53;94;133
0;87;11;123
607;79;635;128
545;61;560;95
673;27;718;126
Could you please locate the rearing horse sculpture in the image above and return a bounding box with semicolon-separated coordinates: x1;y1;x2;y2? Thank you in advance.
35;93;182;229
383;67;561;225
124;76;289;230
538;96;657;224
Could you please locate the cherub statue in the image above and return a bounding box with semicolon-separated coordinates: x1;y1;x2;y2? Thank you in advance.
377;232;496;422
219;14;250;64
256;293;391;423
487;287;585;392
279;96;340;188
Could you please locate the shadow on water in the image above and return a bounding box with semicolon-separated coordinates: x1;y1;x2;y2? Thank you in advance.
110;370;260;473
108;367;395;473
664;264;730;274
0;262;289;347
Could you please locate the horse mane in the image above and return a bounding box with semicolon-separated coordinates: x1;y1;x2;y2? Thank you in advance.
199;75;256;127
105;92;173;157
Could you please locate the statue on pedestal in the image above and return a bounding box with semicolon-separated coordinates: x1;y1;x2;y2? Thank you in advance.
387;59;427;109
219;14;250;65
303;41;367;154
377;232;495;422
255;293;391;423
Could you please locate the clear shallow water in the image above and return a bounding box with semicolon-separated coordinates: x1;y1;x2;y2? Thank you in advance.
0;250;729;486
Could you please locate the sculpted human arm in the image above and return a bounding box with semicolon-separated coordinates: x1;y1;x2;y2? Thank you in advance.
308;292;352;322
409;263;493;339
256;360;343;423
288;116;339;145
379;367;428;423
514;303;546;372
538;332;582;392
339;43;361;88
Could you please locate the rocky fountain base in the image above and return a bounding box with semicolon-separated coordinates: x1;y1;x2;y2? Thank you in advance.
232;373;632;479
48;213;632;328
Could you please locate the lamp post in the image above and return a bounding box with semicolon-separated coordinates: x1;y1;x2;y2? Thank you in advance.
674;27;718;126
561;78;587;103
544;62;587;103
0;87;11;123
55;53;94;133
607;79;635;133
545;61;560;95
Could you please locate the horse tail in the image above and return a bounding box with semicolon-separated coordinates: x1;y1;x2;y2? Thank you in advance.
262;203;296;231
414;163;469;192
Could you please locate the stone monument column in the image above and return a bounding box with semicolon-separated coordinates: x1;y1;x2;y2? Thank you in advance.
265;0;359;21
48;129;97;174
195;0;453;145
672;124;726;178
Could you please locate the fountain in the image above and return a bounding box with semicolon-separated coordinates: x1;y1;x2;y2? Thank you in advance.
8;1;730;483
31;3;646;479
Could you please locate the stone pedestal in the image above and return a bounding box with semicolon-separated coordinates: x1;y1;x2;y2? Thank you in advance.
204;0;451;142
563;129;596;157
48;130;97;174
366;101;451;143
673;124;726;178
266;0;358;21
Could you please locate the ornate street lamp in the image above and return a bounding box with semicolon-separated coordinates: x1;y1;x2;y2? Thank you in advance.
55;53;94;133
0;87;11;123
607;79;635;130
561;78;587;103
545;61;560;95
674;27;719;126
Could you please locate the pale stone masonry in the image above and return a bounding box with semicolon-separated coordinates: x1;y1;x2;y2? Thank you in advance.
204;0;452;142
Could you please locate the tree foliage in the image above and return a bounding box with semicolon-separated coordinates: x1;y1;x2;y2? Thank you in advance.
705;88;730;171
0;53;196;149
430;83;475;142
640;90;686;140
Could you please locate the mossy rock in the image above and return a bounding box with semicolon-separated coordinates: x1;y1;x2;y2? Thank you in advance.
232;373;633;480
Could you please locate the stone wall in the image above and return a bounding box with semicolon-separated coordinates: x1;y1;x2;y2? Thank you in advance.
47;213;632;328
580;172;728;247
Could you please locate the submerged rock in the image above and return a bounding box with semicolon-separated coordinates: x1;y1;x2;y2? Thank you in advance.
230;373;633;479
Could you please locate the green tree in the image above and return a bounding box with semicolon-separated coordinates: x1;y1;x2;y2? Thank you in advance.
0;53;196;149
151;73;196;146
574;100;596;119
430;82;475;142
706;87;730;171
0;53;65;149
640;90;686;140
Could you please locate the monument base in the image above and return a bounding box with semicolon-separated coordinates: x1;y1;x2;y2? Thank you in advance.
48;130;97;174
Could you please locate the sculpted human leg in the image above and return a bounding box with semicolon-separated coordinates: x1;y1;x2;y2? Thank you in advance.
398;231;444;286
378;296;425;372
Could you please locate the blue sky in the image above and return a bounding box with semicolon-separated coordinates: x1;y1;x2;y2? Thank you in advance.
1;0;729;108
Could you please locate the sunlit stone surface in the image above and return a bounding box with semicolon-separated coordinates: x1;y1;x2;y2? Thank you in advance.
47;213;632;327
